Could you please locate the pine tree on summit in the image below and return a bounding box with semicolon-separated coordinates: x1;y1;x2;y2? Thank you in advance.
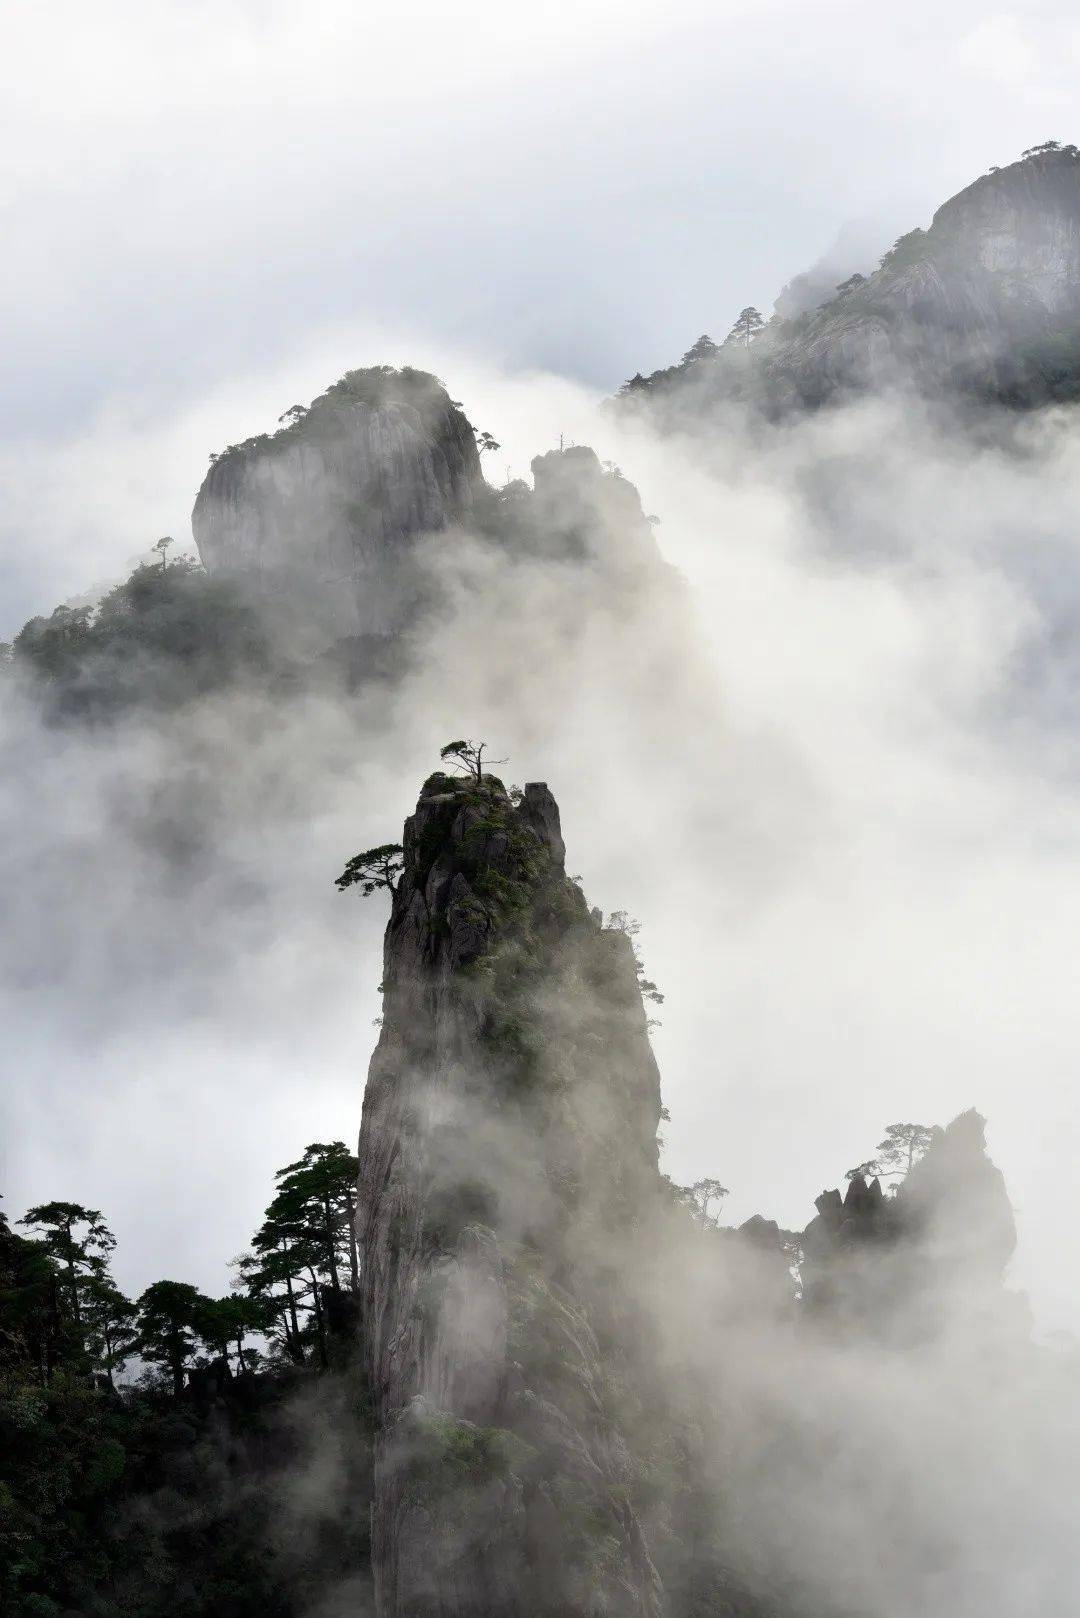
724;306;765;347
440;737;504;781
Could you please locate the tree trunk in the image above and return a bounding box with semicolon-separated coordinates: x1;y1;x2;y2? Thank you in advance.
282;1244;302;1342
277;1298;303;1364
323;1193;341;1292
308;1269;328;1368
62;1217;81;1324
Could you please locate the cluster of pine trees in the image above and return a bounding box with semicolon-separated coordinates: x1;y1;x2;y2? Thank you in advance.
3;1141;360;1396
1;1140;365;1618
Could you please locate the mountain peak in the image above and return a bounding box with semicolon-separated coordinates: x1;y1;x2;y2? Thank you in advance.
191;366;484;637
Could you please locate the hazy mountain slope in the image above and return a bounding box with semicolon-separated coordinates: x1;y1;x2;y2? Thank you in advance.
623;144;1080;414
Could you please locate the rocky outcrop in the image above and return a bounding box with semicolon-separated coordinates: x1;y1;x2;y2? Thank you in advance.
356;770;665;1618
191;367;483;637
800;1110;1017;1335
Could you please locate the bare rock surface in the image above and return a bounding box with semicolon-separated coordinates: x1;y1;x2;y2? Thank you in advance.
192;367;482;636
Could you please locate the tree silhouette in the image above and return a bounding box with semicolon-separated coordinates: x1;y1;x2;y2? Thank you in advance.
272;1142;360;1295
19;1203;116;1327
83;1277;138;1388
136;1280;204;1396
680;334;718;365
151;536;174;574
194;1292;272;1375
724;307;765;347
440;738;504;782
845;1122;934;1185
335;843;404;895
684;1178;730;1229
876;1122;934;1178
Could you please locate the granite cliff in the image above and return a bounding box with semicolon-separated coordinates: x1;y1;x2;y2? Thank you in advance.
191;366;483;638
357;769;666;1618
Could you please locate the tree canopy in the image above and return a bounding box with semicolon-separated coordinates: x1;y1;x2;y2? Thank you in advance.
845;1121;934;1185
439;738;502;781
335;842;404;895
680;334;718;365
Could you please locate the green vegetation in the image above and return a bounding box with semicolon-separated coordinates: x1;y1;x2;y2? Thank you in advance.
403;1408;537;1506
846;1121;934;1186
680;1178;730;1229
335;843;404;896
878;227;928;272
1;1137;366;1616
724;306;765;347
8;556;277;716
679;334;719;365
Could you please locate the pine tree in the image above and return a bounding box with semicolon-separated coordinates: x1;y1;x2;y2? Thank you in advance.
724;307;765;347
680;334;718;366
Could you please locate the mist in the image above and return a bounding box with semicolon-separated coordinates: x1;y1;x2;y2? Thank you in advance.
4;341;1080;1341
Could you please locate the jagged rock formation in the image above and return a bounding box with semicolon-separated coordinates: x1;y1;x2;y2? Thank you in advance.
623;146;1080;414
185;360;677;667
356;770;665;1618
191;366;483;637
800;1109;1017;1334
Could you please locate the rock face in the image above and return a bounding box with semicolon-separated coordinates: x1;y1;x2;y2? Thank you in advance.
767;149;1080;405
191;367;483;637
356;771;665;1618
626;146;1080;413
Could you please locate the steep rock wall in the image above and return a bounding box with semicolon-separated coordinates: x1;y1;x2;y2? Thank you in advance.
191;367;483;636
356;771;665;1618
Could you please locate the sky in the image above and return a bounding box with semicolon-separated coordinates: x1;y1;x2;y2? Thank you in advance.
4;0;1080;1337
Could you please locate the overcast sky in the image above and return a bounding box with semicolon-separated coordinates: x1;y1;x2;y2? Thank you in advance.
4;1;1080;1334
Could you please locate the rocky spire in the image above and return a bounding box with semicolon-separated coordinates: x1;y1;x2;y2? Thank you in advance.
356;767;665;1618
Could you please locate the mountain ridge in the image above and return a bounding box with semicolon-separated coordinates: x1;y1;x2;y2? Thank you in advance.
620;144;1080;414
